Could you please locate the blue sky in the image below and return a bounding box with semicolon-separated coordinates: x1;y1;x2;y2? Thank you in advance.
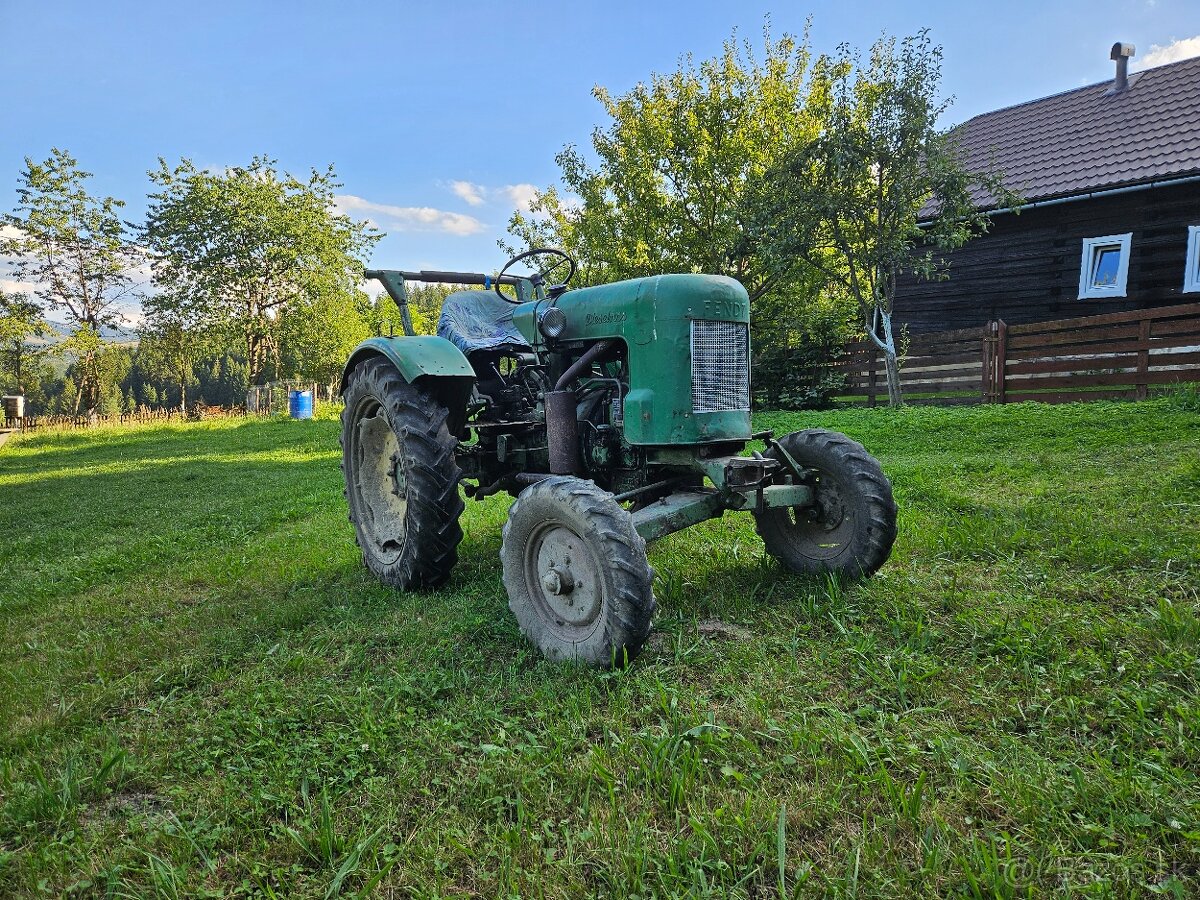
1;0;1197;302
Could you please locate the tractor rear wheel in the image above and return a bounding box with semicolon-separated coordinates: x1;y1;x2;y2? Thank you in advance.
341;356;464;589
501;477;655;667
754;428;896;579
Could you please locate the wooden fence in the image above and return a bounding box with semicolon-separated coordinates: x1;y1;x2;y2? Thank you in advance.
5;406;247;432
838;303;1200;406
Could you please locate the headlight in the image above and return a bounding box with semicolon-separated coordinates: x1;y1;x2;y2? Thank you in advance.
539;307;567;339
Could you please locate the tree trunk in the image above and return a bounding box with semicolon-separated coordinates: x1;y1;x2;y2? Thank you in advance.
864;304;904;407
247;330;267;386
883;349;903;407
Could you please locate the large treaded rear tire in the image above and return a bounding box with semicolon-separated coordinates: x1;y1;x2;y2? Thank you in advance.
341;356;464;589
754;428;896;579
501;477;655;667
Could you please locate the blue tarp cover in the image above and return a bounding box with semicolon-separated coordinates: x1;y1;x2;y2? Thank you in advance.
437;290;530;355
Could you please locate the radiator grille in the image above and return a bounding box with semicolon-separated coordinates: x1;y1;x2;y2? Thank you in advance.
691;320;750;413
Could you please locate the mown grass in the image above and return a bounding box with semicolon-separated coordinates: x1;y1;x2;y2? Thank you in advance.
0;399;1197;898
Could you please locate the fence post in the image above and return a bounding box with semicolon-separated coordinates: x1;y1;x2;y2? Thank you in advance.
1135;315;1151;400
867;352;878;408
981;320;1008;404
995;319;1007;404
982;322;996;403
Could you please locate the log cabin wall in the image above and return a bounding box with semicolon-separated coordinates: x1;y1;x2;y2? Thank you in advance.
893;181;1200;333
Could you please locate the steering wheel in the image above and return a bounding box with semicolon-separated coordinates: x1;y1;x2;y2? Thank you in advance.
494;248;576;304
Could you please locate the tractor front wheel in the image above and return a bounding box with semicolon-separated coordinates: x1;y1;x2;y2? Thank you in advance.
341;356;464;589
754;428;897;579
501;477;655;667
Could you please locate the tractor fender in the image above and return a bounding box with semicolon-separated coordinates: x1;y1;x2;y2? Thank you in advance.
341;336;475;435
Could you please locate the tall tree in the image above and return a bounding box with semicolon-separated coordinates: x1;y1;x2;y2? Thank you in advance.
505;25;828;302
137;313;210;411
141;156;380;385
277;288;373;395
755;31;1018;406
0;291;49;392
1;149;142;415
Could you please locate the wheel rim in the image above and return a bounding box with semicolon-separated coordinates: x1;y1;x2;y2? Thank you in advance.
351;399;407;561
784;469;853;560
523;521;604;641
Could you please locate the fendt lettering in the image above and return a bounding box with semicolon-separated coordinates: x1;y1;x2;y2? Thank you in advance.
702;296;746;319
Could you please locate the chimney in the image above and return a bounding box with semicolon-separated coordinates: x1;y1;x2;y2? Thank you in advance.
1109;42;1135;93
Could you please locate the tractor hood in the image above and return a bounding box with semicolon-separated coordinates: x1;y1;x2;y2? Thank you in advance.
511;273;749;348
514;274;753;445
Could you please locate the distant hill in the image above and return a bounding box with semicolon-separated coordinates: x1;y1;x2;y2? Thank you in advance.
27;320;139;348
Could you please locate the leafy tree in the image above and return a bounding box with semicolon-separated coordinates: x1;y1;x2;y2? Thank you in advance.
0;291;49;392
141;156;380;385
505;25;827;301
504;26;860;407
755;31;1018;406
366;283;458;339
51;375;77;415
138;316;209;411
752;277;857;408
1;149;142;415
278;289;373;393
61;343;132;417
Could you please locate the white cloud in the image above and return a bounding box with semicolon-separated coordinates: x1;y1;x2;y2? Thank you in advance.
500;183;539;212
1;277;41;296
451;180;486;206
1;243;41;297
1141;35;1200;68
359;278;386;300
333;194;485;237
444;181;541;212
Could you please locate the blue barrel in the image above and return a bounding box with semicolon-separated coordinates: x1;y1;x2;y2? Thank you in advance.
288;389;313;420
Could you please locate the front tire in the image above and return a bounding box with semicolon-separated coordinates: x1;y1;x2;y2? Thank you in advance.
501;477;655;667
341;357;464;589
754;429;897;579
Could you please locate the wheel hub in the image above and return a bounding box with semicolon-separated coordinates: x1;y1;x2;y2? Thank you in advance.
808;474;847;530
528;525;601;629
785;470;853;558
353;408;408;553
541;566;575;596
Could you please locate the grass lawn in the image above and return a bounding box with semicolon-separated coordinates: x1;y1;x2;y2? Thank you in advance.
1;399;1198;898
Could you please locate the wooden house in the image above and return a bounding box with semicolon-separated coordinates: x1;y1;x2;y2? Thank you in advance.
894;45;1200;333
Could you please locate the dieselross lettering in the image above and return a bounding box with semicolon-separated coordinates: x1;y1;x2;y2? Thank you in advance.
585;311;627;326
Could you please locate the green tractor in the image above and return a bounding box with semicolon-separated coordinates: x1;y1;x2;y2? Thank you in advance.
342;249;896;666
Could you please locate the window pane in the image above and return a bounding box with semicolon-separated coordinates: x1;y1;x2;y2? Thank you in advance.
1092;247;1121;287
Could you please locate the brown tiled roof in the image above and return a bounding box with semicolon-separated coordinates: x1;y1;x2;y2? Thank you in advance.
947;54;1200;210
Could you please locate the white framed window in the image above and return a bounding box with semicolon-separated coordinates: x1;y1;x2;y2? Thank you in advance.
1184;225;1200;294
1078;233;1132;299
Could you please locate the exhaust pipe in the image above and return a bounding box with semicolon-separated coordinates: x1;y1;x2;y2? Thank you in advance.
546;390;580;474
546;340;615;475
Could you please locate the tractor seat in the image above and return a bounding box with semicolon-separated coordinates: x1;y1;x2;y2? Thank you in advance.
437;289;531;356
